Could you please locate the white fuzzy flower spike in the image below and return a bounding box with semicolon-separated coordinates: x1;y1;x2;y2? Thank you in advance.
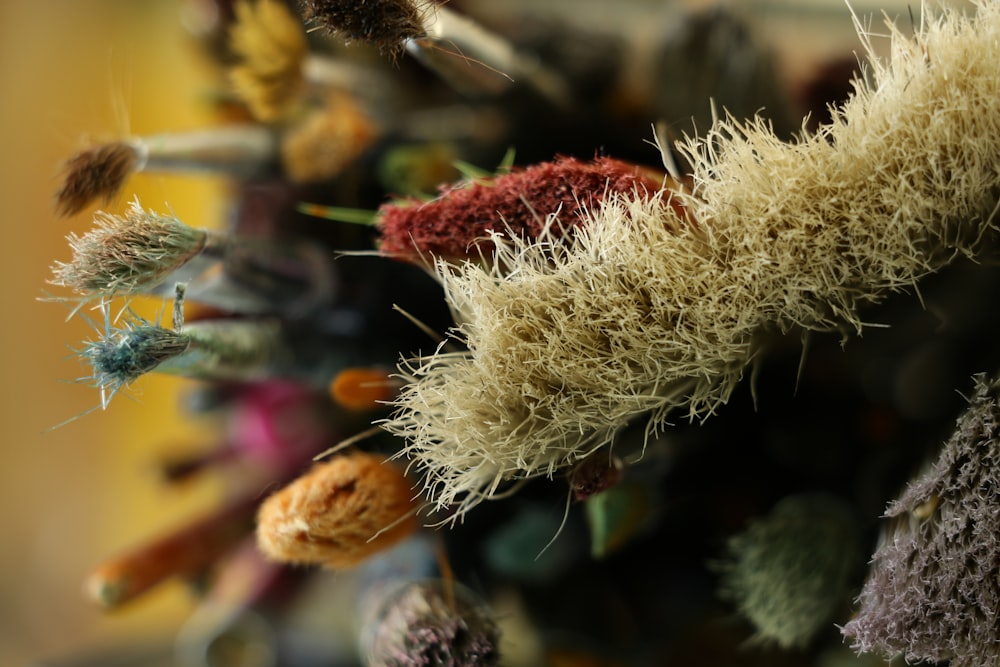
385;2;1000;519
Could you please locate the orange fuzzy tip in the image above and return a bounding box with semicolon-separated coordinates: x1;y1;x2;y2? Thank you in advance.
84;495;258;609
329;367;398;411
256;451;418;568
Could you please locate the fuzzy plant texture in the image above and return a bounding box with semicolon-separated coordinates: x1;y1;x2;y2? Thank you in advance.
384;2;1000;516
716;494;858;650
256;452;418;569
842;374;1000;666
363;580;500;667
375;157;666;260
52;200;205;297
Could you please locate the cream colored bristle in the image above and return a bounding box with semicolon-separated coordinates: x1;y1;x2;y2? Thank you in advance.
385;2;1000;518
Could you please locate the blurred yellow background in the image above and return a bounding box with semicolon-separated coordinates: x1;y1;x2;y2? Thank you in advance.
0;2;225;664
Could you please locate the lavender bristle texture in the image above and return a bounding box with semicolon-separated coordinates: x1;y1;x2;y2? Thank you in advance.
843;375;1000;666
365;580;500;667
383;0;1000;518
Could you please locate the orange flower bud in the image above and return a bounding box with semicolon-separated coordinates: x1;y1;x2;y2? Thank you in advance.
256;452;418;568
329;367;399;411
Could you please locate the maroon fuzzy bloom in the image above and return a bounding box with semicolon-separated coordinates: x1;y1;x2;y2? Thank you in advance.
376;156;672;261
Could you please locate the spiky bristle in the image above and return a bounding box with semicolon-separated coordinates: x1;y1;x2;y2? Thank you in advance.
384;3;1000;516
299;0;426;57
80;314;190;406
52;200;207;297
54;142;140;217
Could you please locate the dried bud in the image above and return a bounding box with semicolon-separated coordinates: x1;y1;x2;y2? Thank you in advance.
256;452;418;568
299;0;426;57
376;156;670;261
716;494;859;649
362;579;500;667
54;142;141;217
570;453;623;502
329;367;399;411
53;200;206;297
280;92;379;183
843;375;1000;666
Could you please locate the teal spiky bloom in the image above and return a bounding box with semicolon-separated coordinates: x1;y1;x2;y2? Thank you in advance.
77;301;292;408
80;313;190;408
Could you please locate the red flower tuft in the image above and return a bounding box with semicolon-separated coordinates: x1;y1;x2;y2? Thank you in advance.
376;156;675;261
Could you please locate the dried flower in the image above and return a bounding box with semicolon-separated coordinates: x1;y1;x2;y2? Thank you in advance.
53;199;335;314
85;493;259;609
279;91;379;183
716;494;858;649
361;579;500;667
54;142;141;217
299;0;569;103
53;201;207;296
385;2;1000;517
79;308;293;407
299;0;425;57
53;127;278;216
256;452;418;568
329;366;398;411
842;374;1000;666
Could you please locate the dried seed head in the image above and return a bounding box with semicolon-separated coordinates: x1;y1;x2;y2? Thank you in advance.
80;314;191;407
362;580;500;667
383;193;699;518
716;494;859;649
384;2;1000;517
84;494;257;609
299;0;426;57
280;91;379;183
256;452;418;568
81;314;293;408
843;374;1000;666
52;200;207;297
376;156;670;261
230;0;308;122
54;142;141;217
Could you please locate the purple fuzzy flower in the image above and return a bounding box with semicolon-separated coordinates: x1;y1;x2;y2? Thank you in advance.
843;375;1000;666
